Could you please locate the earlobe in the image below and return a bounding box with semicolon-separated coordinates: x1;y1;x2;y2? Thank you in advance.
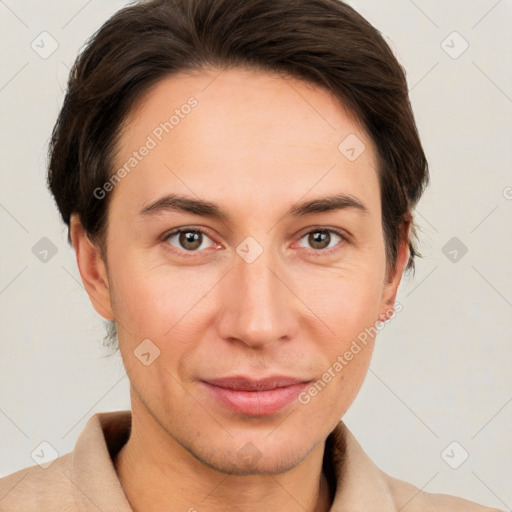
69;214;114;321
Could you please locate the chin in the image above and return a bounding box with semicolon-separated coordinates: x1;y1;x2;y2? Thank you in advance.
187;433;319;476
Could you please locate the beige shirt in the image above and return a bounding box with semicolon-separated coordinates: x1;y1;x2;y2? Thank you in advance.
0;410;501;511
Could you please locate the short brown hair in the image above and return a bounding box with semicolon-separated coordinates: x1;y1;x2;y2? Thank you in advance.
48;0;428;285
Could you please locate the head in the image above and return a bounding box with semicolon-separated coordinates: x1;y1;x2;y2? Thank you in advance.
48;0;428;475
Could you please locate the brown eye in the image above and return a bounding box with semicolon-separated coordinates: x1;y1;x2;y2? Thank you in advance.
297;229;344;252
165;229;215;252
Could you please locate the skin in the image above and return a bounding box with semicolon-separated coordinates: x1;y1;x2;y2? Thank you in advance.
70;67;410;512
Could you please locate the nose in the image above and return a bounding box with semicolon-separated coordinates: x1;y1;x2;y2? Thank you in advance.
215;246;299;350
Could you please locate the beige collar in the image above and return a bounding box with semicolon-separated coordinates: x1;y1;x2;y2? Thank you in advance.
71;410;397;511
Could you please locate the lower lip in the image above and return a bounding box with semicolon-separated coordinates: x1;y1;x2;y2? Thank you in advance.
201;382;309;416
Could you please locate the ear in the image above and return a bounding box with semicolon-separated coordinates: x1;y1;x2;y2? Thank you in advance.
69;214;114;321
377;219;411;322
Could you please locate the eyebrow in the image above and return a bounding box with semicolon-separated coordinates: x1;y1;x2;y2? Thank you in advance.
139;192;368;221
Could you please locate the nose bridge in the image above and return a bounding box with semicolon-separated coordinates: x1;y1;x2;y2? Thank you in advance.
216;241;296;348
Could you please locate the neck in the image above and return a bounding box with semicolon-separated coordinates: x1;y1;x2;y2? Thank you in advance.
114;401;333;512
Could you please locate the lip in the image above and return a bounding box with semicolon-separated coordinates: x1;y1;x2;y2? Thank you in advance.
201;376;311;416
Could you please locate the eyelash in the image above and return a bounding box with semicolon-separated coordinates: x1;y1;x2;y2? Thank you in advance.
161;226;349;259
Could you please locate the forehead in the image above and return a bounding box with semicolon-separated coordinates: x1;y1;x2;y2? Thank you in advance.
111;67;380;217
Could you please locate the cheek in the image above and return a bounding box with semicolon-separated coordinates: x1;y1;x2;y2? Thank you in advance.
107;249;219;344
296;262;385;339
306;272;383;413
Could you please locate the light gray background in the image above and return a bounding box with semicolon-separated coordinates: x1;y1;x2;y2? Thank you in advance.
0;0;511;509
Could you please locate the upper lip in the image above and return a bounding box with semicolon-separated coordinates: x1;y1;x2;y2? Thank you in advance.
202;376;310;391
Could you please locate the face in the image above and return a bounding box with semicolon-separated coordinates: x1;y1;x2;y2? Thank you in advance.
77;67;407;475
